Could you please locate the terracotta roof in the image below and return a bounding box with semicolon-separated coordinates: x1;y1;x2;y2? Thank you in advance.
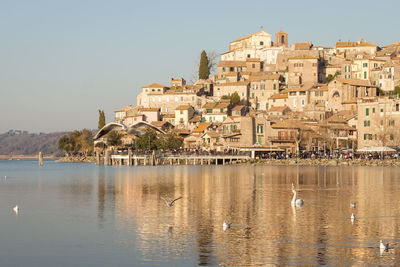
217;81;249;86
151;121;170;127
268;106;289;112
192;123;212;133
288;55;318;60
142;83;169;88
218;61;247;67
249;74;280;81
271;119;311;130
336;78;374;87
202;131;219;138
175;105;192;110
269;93;288;99
162;113;175;118
215;102;230;109
141;108;159;112
189;116;202;123
246;58;260;62
202;102;217;109
335;41;376;48
293;42;312;50
231;105;244;111
326;110;356;122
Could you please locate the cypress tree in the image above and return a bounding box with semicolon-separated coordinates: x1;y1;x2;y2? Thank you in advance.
98;109;106;129
198;50;210;80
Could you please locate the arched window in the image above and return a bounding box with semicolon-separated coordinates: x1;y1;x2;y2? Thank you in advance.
332;91;340;97
281;35;285;44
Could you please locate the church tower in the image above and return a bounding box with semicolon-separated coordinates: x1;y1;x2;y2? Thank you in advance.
275;30;288;47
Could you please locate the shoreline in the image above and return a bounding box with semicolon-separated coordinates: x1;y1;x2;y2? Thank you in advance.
0;155;59;160
54;156;400;167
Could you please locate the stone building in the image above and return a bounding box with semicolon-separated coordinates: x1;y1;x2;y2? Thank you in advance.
357;97;400;148
288;55;319;86
174;105;195;129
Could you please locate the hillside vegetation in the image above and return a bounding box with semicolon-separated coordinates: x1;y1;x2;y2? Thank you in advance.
0;132;67;156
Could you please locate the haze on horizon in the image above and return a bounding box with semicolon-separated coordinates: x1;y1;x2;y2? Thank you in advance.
1;0;399;133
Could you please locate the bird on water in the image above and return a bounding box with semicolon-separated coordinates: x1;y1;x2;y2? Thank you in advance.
291;183;304;207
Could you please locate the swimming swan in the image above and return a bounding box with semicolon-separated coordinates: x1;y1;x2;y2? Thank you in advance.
291;183;304;207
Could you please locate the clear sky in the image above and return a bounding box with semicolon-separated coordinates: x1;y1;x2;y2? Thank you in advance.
1;0;399;133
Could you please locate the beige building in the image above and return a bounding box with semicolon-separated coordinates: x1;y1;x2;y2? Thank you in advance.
335;39;377;58
284;85;313;112
137;83;208;113
213;81;250;100
327;78;380;112
221;116;256;147
174;105;195;129
288;55;319;86
202;102;229;123
357;97;400;148
249;74;281;110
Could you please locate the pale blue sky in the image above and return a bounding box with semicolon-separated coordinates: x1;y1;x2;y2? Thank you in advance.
1;0;399;133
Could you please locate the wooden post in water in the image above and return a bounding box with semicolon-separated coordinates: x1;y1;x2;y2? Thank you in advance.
96;153;101;165
104;150;110;166
38;152;43;166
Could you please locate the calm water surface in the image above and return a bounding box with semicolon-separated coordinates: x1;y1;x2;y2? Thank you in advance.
1;160;400;266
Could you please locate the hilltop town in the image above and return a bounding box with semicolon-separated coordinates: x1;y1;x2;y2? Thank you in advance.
98;29;400;156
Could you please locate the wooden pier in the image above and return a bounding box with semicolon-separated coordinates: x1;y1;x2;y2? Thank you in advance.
97;153;250;166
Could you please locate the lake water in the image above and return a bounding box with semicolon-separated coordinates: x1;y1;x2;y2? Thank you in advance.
1;160;400;266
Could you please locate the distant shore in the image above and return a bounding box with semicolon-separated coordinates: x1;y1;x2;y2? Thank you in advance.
0;155;59;160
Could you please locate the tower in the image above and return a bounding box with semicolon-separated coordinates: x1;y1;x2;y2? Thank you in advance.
275;30;288;47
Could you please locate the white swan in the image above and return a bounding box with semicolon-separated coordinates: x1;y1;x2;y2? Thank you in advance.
291;183;304;207
13;205;19;214
350;213;355;222
380;240;389;251
223;221;231;231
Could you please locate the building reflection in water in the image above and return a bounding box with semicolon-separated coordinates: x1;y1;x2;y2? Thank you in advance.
101;165;400;266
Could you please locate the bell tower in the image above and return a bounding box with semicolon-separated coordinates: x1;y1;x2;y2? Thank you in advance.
275;30;288;47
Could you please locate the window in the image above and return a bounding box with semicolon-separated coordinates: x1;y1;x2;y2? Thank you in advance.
390;134;394;140
389;120;395;126
247;54;250;58
372;108;375;113
257;124;264;134
220;108;224;113
238;67;242;72
366;108;369;116
251;93;255;98
260;41;264;45
364;120;370;127
180;110;183;115
364;71;367;79
252;64;255;68
229;67;234;72
222;67;226;72
312;63;317;67
293;99;297;109
381;108;384;113
363;63;368;68
273;84;276;90
206;109;212;113
301;99;305;107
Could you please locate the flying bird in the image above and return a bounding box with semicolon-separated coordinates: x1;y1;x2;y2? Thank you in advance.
223;221;232;231
161;196;182;207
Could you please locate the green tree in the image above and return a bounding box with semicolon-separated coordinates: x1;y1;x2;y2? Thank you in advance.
394;86;400;96
135;129;159;150
98;109;105;129
58;135;74;154
107;130;122;147
231;91;240;106
198;50;210;80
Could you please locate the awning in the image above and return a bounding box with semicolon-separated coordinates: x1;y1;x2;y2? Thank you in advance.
357;147;396;152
